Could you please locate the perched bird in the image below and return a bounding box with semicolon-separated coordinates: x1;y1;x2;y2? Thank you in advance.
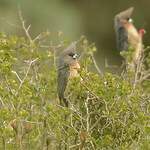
114;7;145;68
114;7;134;51
57;42;80;107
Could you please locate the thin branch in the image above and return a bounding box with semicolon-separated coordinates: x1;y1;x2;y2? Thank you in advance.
11;71;22;83
39;44;62;50
15;58;38;96
18;7;33;43
91;54;103;76
69;143;80;149
85;92;90;132
4;76;15;96
0;96;5;107
138;71;150;83
79;79;100;101
33;33;43;42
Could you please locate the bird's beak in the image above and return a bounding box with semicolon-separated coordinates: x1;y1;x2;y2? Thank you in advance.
72;53;80;59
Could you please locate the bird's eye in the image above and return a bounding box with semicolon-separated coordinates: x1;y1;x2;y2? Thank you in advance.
68;52;75;57
127;18;133;23
68;53;79;59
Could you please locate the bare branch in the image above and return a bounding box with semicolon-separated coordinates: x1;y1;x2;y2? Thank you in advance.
79;79;100;101
85;92;90;132
15;58;38;96
69;143;80;149
11;71;22;83
18;7;33;43
91;54;103;76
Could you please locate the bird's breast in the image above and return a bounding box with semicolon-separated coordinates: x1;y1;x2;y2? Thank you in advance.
69;61;80;78
127;25;143;63
127;25;140;47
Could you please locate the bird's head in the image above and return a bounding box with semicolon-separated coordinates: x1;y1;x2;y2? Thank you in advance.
115;7;134;28
59;42;80;70
120;17;134;29
63;51;80;69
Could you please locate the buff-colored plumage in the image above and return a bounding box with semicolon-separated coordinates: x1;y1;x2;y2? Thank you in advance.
123;20;143;63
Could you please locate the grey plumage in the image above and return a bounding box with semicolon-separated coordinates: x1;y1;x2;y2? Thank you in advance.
114;7;134;51
57;66;69;106
57;42;79;107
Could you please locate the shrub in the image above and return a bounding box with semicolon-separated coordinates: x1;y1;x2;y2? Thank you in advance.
0;32;149;150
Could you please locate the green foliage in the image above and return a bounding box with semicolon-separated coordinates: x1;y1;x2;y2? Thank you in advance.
120;46;135;64
0;33;149;150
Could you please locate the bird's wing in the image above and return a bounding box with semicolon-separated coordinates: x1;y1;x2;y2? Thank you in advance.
115;27;128;51
57;67;69;100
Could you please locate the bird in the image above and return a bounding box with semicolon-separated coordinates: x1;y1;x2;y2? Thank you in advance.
114;7;134;51
57;42;80;107
114;7;145;69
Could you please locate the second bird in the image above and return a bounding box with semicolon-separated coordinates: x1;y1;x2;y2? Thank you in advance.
114;7;145;69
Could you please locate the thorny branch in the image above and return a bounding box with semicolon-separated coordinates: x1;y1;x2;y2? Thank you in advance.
14;58;38;96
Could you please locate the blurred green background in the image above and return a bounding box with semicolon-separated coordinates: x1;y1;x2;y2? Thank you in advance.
0;0;149;70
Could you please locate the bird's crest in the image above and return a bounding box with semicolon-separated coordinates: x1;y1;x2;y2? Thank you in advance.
63;42;77;54
115;7;134;20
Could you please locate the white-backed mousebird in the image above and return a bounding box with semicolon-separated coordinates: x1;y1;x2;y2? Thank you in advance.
114;7;134;52
57;42;80;107
114;7;145;68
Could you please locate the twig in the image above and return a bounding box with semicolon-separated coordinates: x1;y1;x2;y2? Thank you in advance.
18;7;33;43
0;96;5;107
4;76;15;96
11;71;22;83
80;80;100;100
91;54;103;76
133;52;144;88
85;92;90;132
138;71;150;83
69;143;80;149
33;33;43;42
15;58;38;96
